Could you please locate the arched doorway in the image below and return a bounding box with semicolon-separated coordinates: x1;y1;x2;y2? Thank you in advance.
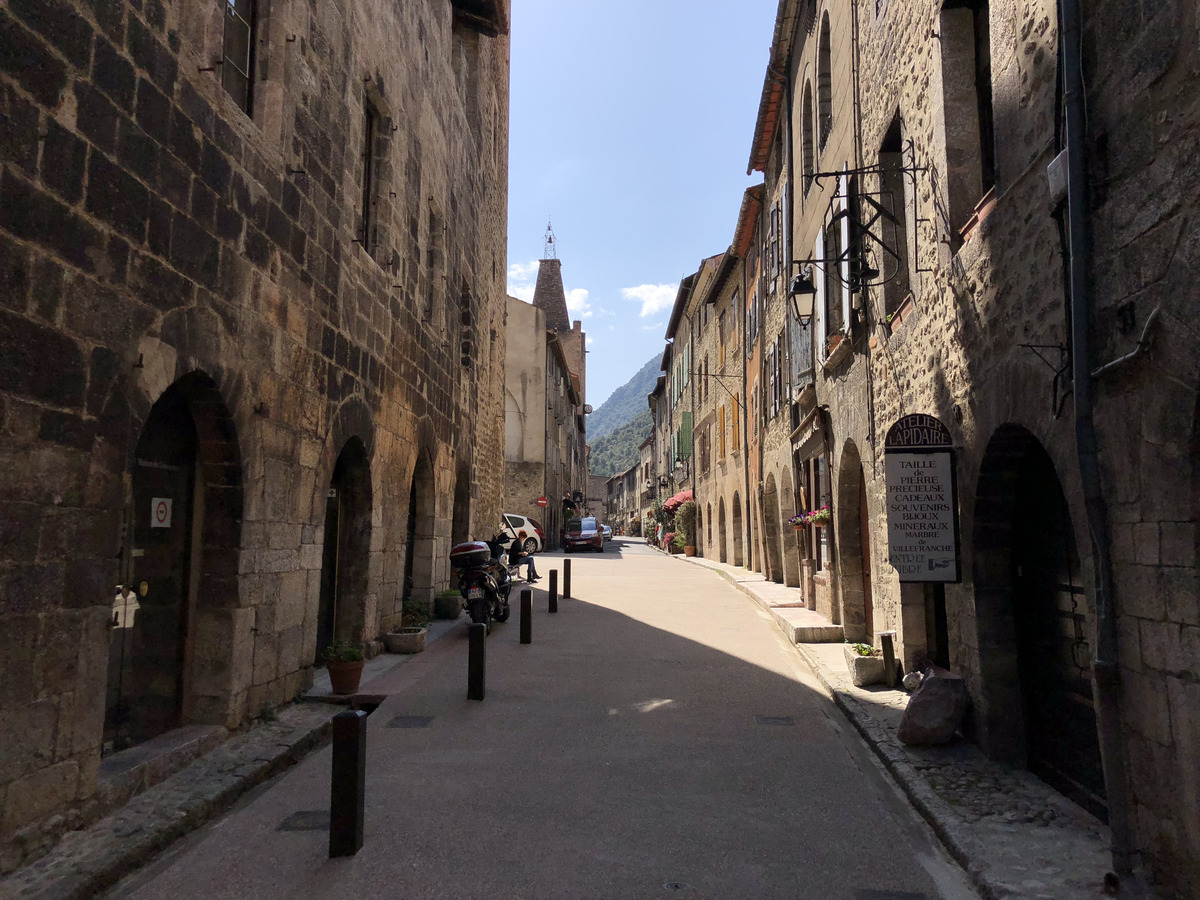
404;451;436;604
780;466;801;587
107;373;242;751
732;492;744;566
705;503;713;549
451;464;471;547
836;442;873;641
316;438;371;661
973;425;1105;821
718;497;728;563
762;475;784;583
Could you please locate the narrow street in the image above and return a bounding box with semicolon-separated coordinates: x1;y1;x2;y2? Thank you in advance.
115;538;975;900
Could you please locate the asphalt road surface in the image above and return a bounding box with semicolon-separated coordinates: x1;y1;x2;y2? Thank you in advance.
116;538;977;900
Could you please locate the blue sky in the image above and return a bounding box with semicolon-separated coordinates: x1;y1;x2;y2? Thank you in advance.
506;0;777;408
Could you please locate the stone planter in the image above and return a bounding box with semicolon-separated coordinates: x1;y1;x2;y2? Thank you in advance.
843;644;886;687
384;627;427;654
327;659;365;695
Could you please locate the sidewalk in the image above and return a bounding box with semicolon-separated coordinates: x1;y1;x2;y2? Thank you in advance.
0;617;463;900
674;551;1121;900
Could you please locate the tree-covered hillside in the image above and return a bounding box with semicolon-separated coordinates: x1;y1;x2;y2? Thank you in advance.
589;410;652;477
587;354;661;441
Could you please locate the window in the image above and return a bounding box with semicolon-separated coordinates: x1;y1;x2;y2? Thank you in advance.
222;0;255;114
718;311;726;367
940;0;995;237
731;394;740;451
880;112;912;317
801;82;815;193
361;103;379;250
718;405;726;459
817;12;833;150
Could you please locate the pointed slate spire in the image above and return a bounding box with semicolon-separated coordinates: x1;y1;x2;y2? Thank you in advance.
532;258;572;334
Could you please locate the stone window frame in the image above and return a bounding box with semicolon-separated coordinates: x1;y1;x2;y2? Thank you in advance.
358;79;395;267
801;80;816;194
221;0;257;114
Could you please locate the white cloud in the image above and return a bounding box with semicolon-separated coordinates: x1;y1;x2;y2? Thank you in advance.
586;336;594;347
566;288;593;319
507;260;538;302
641;321;664;332
621;283;678;317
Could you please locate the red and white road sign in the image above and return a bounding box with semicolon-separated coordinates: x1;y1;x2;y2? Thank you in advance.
151;497;172;529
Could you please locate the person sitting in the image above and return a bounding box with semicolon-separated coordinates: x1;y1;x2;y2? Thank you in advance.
507;537;539;583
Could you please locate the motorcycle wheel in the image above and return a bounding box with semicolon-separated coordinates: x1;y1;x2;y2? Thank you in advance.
494;601;511;623
467;597;491;635
522;537;537;555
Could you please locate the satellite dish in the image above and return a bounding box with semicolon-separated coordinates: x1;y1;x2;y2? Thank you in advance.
583;404;593;414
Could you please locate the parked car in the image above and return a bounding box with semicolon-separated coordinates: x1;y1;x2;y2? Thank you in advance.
563;516;604;552
500;514;545;554
601;524;612;542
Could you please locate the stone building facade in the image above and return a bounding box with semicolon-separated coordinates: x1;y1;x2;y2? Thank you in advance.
0;0;509;871
502;258;588;549
728;0;1200;892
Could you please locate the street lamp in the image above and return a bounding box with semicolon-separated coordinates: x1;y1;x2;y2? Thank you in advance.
789;263;816;324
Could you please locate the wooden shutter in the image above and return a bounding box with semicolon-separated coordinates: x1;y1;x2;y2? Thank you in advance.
814;228;827;360
839;170;852;333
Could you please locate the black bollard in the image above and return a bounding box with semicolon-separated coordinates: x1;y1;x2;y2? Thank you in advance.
880;631;897;689
520;588;532;644
467;622;486;700
563;558;572;599
329;709;367;858
549;569;558;613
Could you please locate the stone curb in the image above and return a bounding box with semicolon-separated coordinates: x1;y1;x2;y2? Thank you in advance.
0;706;336;900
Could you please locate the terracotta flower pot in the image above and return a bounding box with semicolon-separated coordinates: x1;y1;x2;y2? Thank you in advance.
684;546;696;557
327;659;365;695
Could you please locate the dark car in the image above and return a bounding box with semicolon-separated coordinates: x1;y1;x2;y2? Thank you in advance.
563;516;604;552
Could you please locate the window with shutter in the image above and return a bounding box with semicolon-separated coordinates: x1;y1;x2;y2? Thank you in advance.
719;405;726;458
732;394;740;450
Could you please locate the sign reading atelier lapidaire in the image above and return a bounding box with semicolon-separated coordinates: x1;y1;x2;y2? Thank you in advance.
884;414;960;582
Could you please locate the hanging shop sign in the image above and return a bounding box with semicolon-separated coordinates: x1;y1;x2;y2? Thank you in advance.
884;414;960;582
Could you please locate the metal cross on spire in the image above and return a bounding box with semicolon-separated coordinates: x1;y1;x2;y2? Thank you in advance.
543;219;557;259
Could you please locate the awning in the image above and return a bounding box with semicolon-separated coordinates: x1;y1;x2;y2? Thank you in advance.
662;490;693;513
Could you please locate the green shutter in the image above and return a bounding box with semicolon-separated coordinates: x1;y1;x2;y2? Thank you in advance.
680;411;693;459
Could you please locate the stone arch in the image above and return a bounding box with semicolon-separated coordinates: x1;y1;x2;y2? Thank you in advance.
836;440;873;640
972;424;1105;820
732;491;744;567
780;465;801;587
317;437;372;655
762;474;784;583
404;448;437;604
718;496;728;563
706;502;713;548
817;10;833;150
451;461;471;547
107;371;243;750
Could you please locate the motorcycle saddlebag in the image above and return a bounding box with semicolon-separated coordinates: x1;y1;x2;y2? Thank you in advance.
449;541;491;569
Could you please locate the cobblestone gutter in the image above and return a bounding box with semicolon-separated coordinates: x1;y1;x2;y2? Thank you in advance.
0;705;335;900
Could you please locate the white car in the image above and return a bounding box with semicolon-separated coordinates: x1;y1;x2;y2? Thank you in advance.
601;524;613;542
500;514;545;554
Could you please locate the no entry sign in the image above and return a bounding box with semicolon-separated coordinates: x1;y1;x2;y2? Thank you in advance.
536;496;548;507
151;497;173;529
884;414;959;582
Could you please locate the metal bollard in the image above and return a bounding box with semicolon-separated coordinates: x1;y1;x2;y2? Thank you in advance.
880;631;898;689
549;569;558;613
467;622;486;700
520;588;532;644
563;558;572;599
329;709;367;858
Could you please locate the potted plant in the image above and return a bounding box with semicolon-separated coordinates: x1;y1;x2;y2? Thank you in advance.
324;639;365;694
788;513;810;531
807;506;831;527
433;588;462;620
386;598;430;653
677;500;697;556
671;532;687;554
843;641;886;687
664;531;680;554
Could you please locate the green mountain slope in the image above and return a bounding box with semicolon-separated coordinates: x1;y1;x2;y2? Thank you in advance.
587;354;662;441
589;410;652;477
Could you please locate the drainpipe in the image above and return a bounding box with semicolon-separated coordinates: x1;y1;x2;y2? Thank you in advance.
1060;0;1135;879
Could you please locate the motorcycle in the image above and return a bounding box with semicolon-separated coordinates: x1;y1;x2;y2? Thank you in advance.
449;533;514;633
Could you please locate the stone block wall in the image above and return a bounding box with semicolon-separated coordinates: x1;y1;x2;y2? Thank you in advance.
0;0;508;871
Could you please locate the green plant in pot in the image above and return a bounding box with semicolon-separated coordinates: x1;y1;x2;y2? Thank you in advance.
433;589;462;620
324;639;365;694
676;500;697;556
